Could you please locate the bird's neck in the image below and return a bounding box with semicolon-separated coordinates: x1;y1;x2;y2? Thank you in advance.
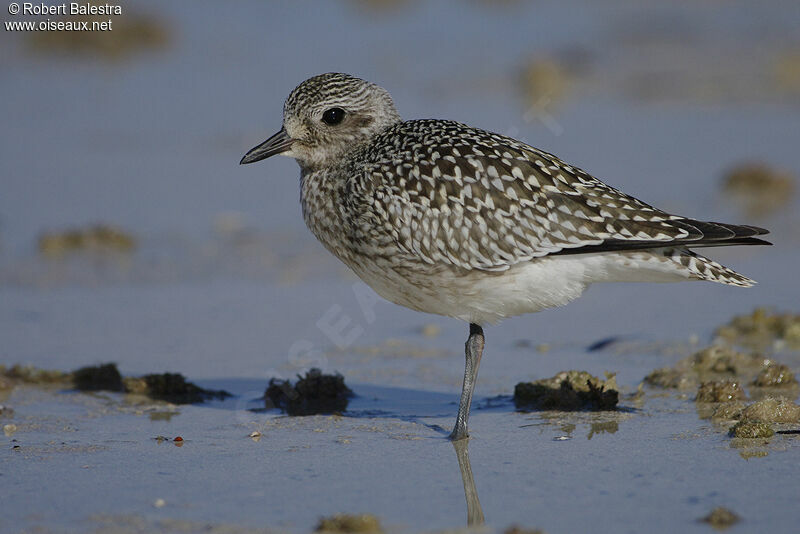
299;167;348;255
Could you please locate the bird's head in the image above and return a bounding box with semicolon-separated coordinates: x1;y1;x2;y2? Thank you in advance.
240;73;401;172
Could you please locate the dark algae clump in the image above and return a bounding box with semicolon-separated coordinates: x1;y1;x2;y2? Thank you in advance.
514;370;618;411
73;363;124;392
123;373;230;404
2;363;229;404
265;368;354;416
74;363;230;403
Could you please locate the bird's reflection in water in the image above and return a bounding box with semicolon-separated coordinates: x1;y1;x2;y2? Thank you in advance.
452;438;485;526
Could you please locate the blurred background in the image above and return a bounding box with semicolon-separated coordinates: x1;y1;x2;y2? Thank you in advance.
2;1;800;532
2;0;798;379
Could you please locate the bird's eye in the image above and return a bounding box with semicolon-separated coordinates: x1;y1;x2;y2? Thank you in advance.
321;107;346;125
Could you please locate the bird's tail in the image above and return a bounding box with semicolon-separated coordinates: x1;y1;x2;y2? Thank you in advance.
662;247;756;287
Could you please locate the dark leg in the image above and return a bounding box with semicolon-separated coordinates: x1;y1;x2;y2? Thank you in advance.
449;323;484;441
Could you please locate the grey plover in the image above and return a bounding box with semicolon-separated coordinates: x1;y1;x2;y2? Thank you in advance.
240;72;770;440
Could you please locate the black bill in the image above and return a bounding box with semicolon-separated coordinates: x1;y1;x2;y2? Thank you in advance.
240;128;294;164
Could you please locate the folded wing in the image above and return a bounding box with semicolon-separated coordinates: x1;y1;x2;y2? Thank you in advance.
370;120;770;271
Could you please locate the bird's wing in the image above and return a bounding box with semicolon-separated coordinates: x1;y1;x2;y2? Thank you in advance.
369;120;768;271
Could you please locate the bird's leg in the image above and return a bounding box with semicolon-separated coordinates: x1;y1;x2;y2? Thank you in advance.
452;438;485;525
449;323;484;441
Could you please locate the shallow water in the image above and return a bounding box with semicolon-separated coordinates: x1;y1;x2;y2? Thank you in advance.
2;0;800;532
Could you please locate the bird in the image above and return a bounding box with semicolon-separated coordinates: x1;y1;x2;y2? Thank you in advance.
240;72;770;440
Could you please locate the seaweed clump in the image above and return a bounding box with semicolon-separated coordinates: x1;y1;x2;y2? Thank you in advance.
38;224;136;257
699;507;740;530
646;339;799;422
520;57;570;107
2;364;71;386
73;363;124;391
711;396;800;442
123;373;230;404
642;367;692;390
741;398;800;424
729;421;774;439
696;380;747;403
645;344;779;391
265;369;353;416
2;363;230;404
711;402;747;422
720;162;795;218
715;308;800;351
753;364;797;387
27;4;169;60
714;395;800;443
504;527;546;534
75;364;229;404
315;514;382;533
514;370;618;411
689;345;766;376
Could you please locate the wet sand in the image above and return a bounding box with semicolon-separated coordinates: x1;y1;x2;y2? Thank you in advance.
2;0;800;532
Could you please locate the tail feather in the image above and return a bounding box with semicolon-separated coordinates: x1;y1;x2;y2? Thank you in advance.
664;248;756;287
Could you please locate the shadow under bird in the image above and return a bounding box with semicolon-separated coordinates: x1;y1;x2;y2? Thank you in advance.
240;72;770;440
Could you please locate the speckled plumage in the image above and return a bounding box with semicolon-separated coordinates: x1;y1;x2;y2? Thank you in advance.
241;73;770;438
258;73;768;323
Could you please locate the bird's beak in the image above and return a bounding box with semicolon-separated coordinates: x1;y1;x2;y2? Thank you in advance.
240;128;294;165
